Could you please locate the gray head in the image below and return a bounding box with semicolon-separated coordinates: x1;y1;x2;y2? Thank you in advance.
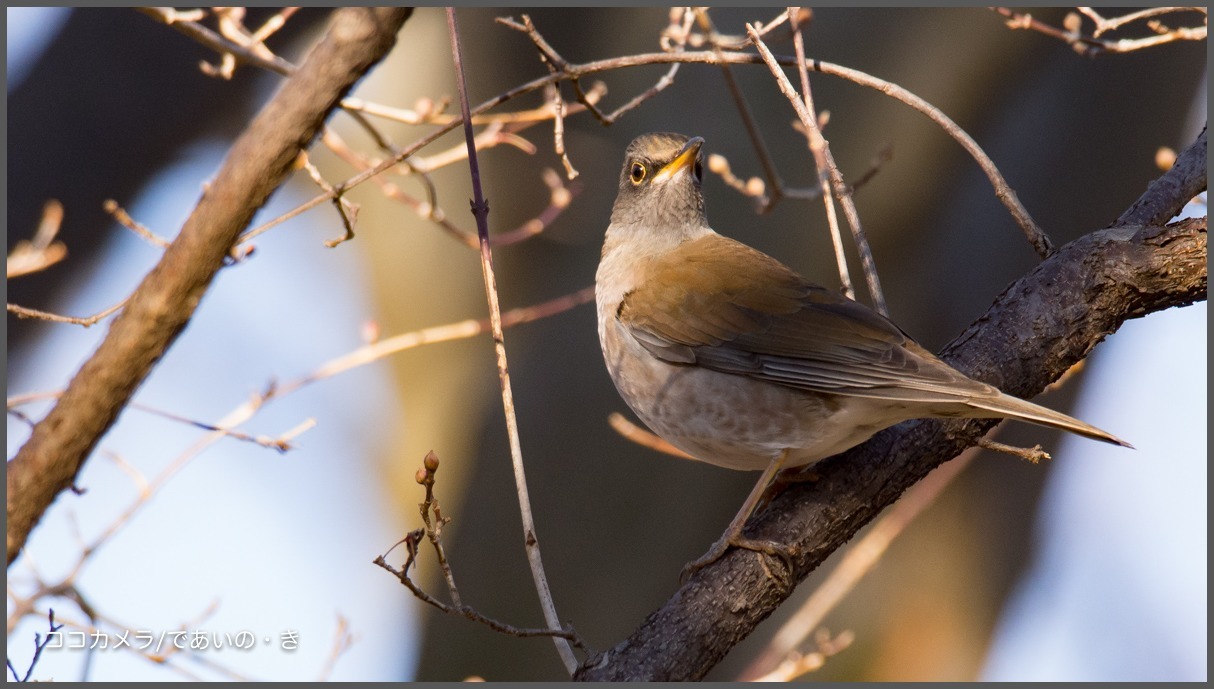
609;132;708;231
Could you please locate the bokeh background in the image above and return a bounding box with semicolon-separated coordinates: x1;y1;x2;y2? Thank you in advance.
7;7;1206;681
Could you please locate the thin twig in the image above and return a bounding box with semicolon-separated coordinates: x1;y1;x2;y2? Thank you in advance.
294;152;361;248
7;201;68;279
977;437;1050;463
786;9;887;312
103;199;173;248
6;299;129;328
372;453;585;649
414;452;461;607
314;615;356;683
6;609;63;682
446;8;579;675
500;14;685;127
1080;6;1205;36
993;7;1206;55
294;286;594;388
765;13;856;302
747;629;854;682
321;122;579;251
136;7;295;76
549;82;576;178
695;8;786;213
607;412;696;460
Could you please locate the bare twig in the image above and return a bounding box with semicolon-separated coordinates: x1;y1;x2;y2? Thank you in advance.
695;8;787;213
6;609;63;682
607;412;696;460
977;437;1050;463
993;7;1207;55
6;300;129;328
103;199;172;248
340;83;605;127
320;122;579;252
751;18;889;311
297;285;594;387
747;629;854;682
446;8;579;675
315;615;357;682
1080;6;1205;36
789;8;887;312
294;152;361;248
373;453;584;649
130;403;315;453
136;7;295;77
498;14;686;128
7;201;67;279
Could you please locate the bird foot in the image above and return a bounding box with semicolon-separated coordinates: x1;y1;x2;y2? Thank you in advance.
680;535;795;584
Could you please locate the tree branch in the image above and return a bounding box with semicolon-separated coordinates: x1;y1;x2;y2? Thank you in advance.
576;126;1207;679
6;8;412;566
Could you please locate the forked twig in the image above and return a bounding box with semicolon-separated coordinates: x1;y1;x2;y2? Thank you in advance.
746;629;854;682
7;201;68;279
6;609;63;682
993;6;1207;55
757;13;856;302
372;453;585;648
498;14;686;129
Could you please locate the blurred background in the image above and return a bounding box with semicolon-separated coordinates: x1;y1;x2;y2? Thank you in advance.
6;7;1205;681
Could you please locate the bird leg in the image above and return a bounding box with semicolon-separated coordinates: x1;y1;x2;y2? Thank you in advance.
681;449;795;582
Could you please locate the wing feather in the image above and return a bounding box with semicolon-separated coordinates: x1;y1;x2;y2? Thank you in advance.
618;233;997;405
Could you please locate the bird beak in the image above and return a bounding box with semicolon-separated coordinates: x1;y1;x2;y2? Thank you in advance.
651;137;704;184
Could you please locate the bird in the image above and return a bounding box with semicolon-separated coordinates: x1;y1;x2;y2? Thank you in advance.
595;132;1131;578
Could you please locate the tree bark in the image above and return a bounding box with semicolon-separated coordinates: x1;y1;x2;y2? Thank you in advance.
6;7;413;566
576;128;1207;681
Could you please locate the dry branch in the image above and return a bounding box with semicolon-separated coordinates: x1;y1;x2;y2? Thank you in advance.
6;7;413;566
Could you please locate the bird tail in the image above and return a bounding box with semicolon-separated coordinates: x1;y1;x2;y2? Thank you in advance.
966;393;1133;449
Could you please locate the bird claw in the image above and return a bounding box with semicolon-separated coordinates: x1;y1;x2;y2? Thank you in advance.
680;535;795;584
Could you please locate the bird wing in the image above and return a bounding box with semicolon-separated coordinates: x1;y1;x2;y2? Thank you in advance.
617;233;998;404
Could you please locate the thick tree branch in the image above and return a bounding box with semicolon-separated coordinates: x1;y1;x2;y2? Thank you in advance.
6;8;412;566
576;125;1207;679
1116;125;1207;227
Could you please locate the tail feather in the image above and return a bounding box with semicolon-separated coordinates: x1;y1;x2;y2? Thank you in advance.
966;393;1133;449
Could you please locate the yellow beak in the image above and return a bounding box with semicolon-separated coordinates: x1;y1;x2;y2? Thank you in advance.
651;137;704;184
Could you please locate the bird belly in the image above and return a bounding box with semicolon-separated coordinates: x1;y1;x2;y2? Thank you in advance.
599;318;901;471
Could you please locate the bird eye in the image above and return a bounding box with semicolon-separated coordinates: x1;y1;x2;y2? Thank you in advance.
629;162;646;185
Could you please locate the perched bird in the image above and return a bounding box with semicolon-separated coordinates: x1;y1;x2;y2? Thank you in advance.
595;132;1130;576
